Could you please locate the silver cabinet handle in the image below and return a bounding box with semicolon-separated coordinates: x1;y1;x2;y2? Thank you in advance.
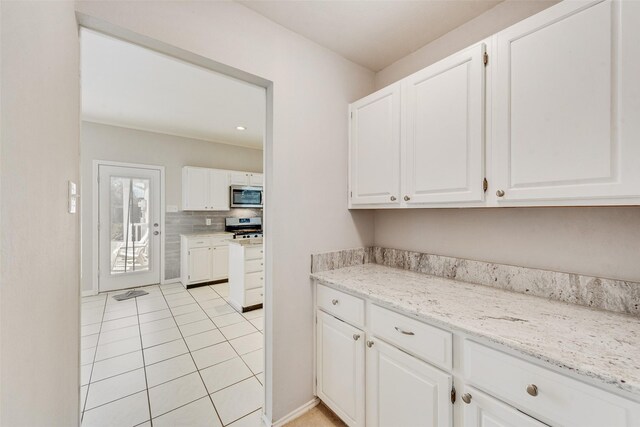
403;195;410;201
462;393;472;404
353;334;360;341
366;340;374;348
496;190;505;197
331;299;339;305
526;384;538;396
390;196;396;201
394;326;414;336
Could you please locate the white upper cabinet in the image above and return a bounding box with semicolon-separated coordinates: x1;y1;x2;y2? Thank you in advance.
492;0;640;204
209;169;230;210
403;43;486;204
230;171;263;186
249;173;263;186
349;83;401;207
182;167;209;210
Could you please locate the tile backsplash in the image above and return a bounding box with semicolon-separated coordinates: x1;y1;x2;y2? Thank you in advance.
165;208;261;280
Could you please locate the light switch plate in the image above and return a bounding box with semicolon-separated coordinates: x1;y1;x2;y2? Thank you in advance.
68;181;78;214
206;218;212;226
166;205;178;213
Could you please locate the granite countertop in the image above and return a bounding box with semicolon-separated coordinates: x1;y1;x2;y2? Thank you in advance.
180;232;233;237
311;264;640;397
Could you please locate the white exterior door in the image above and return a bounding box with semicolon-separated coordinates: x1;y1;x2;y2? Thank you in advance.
366;337;452;427
211;245;229;281
209;169;230;210
188;247;212;283
98;164;161;292
493;0;640;203
316;310;365;427
349;83;401;207
463;387;546;427
403;44;485;204
183;167;209;210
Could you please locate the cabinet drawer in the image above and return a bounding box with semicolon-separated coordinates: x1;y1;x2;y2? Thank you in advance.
187;238;211;249
245;271;264;290
369;304;452;371
245;259;263;273
210;236;230;247
246;287;263;306
316;284;364;328
464;340;640;426
245;246;263;260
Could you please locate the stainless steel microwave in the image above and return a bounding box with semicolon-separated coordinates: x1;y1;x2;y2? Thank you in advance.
230;185;263;208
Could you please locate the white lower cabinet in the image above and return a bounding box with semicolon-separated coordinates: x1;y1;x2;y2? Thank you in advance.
188;247;211;283
316;310;365;427
180;234;231;288
462;386;545;427
366;336;452;427
211;245;229;281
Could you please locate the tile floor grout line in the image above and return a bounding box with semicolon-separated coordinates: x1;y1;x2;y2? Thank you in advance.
135;293;154;427
82;294;109;420
156;283;226;426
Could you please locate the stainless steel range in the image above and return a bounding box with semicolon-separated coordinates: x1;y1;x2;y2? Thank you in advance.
225;217;263;239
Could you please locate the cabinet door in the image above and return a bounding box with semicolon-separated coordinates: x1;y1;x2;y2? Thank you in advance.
349;83;401;207
211;245;229;281
229;172;249;186
183;167;209;210
188;247;211;282
366;337;452;427
463;386;546;427
209;169;230;210
316;310;365;427
249;173;263;186
403;43;485;204
493;0;640;204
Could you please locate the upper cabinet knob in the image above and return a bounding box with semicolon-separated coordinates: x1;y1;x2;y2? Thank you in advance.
390;196;396;201
461;393;472;404
331;299;339;305
496;190;505;197
526;384;538;397
404;195;410;201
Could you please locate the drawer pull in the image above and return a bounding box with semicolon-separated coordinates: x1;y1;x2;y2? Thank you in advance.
394;326;415;336
526;384;538;397
462;393;472;404
331;299;339;305
366;340;374;348
353;334;360;341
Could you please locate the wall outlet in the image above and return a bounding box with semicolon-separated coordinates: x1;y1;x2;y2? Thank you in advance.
206;218;212;226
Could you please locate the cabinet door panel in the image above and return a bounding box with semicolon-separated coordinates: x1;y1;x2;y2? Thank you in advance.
493;0;640;203
366;337;452;427
211;245;229;281
349;83;401;206
249;173;263;186
188;247;211;282
209;169;230;210
316;310;365;427
463;387;545;427
404;44;485;204
229;172;249;186
183;167;209;210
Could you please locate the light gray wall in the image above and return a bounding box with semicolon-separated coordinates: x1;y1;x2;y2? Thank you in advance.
80;121;265;292
1;1;80;425
75;1;376;422
373;0;640;283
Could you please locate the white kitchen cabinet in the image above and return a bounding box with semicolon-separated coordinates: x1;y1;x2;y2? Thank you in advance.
211;245;229;281
230;171;263;186
228;240;264;311
316;310;365;427
492;0;640;204
187;246;211;283
462;386;546;427
366;337;452;427
249;173;263;186
403;43;486;204
182;167;229;211
349;83;401;207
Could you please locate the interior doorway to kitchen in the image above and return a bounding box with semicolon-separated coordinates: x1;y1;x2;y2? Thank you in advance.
95;162;163;292
78;23;269;427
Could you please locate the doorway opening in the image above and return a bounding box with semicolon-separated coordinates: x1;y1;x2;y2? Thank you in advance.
79;24;270;427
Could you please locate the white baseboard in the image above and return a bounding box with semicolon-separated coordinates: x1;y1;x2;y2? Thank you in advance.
82;290;98;297
267;398;320;427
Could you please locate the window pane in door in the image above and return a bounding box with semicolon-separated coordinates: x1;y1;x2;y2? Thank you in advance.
110;176;151;274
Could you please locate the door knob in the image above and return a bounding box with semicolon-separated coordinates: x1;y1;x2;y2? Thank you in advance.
153;223;159;227
496;190;505;197
153;231;159;236
462;393;472;404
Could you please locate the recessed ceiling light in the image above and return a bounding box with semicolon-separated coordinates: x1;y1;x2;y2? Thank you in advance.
236;126;246;131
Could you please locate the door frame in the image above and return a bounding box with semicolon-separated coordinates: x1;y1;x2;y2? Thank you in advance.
92;160;166;294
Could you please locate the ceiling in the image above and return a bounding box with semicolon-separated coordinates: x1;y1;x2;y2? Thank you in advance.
239;0;503;72
81;28;265;150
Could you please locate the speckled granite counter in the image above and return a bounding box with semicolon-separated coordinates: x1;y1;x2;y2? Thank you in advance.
311;263;640;398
